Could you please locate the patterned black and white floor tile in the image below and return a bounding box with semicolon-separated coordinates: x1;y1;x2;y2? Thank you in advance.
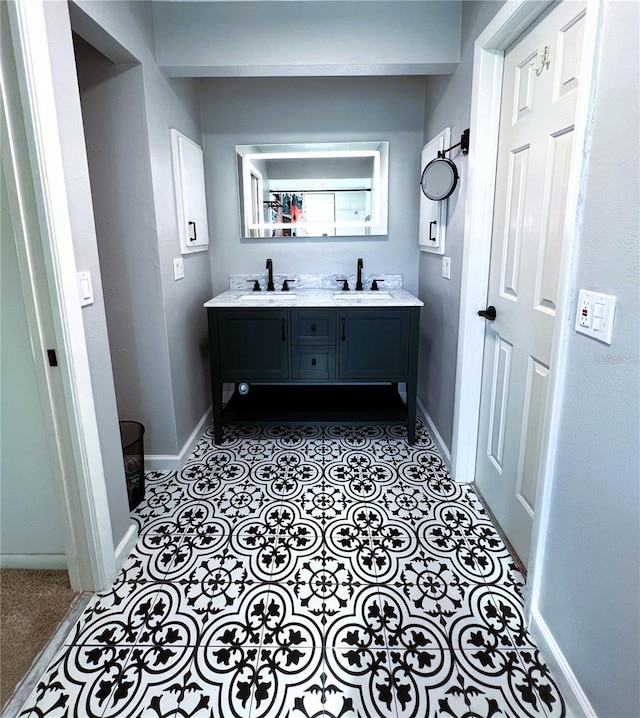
19;420;566;718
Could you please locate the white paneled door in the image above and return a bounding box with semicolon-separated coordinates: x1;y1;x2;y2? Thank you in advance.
475;1;586;565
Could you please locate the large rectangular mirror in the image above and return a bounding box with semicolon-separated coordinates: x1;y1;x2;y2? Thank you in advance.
236;142;389;238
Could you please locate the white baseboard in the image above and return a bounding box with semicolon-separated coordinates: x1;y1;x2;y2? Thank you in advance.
145;407;211;471
529;608;597;718
416;399;454;472
0;554;67;570
143;454;182;471
114;523;138;574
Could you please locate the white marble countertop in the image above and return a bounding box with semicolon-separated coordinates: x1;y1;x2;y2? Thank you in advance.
204;288;424;308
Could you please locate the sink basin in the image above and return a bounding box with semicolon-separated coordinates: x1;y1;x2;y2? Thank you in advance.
332;292;393;300
237;293;296;300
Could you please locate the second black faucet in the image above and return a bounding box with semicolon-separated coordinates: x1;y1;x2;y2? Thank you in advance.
266;258;275;291
356;258;364;291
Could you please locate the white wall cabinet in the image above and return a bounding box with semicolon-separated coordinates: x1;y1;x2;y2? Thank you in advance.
171;129;209;254
418;128;450;254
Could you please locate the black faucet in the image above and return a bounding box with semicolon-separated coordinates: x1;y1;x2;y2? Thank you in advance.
266;258;275;291
356;258;364;291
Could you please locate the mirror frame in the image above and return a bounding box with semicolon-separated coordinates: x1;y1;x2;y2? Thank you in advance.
236;142;389;239
420;156;459;201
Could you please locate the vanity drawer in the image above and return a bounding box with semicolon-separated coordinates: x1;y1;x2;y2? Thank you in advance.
292;346;336;379
291;310;336;345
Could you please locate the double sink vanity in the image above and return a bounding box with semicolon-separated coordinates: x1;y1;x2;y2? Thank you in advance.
205;263;423;445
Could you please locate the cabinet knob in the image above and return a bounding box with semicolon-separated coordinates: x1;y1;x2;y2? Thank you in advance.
311;358;317;366
311;324;316;331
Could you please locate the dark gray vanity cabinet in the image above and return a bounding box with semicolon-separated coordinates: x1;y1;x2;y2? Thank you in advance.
338;309;410;379
208;305;420;444
291;310;336;380
216;309;289;380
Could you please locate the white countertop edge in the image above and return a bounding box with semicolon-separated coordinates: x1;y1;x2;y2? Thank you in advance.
204;288;424;308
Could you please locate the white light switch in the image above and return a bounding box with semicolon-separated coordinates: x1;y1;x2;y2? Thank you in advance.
76;271;94;307
173;258;184;281
442;256;451;280
575;289;616;344
592;303;605;332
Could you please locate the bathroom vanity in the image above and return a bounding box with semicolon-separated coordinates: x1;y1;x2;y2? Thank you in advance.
205;288;423;444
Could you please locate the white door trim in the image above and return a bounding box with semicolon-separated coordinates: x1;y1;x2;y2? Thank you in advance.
452;0;602;595
4;0;117;591
452;0;555;484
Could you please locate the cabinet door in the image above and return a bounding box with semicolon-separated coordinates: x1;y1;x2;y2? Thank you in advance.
339;309;410;379
418;129;449;254
171;129;209;254
217;310;289;380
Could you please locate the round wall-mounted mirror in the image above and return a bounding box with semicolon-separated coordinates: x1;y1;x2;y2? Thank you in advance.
420;156;459;201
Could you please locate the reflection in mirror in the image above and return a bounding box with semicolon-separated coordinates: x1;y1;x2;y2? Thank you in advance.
420;156;459;201
237;142;389;238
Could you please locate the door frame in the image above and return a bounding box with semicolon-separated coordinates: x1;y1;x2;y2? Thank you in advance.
451;0;603;604
3;0;117;591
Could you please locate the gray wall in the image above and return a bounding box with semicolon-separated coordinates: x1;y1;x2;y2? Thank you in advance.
200;77;426;296
154;1;461;76
536;2;640;716
417;0;504;450
43;1;131;548
74;38;177;454
143;69;212;452
71;0;212;455
36;0;213;555
0;167;66;561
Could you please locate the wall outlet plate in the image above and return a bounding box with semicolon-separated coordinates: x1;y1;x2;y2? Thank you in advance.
574;289;616;344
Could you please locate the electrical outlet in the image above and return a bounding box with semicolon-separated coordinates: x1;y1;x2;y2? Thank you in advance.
442;256;451;280
578;296;591;327
173;258;184;281
575;289;616;344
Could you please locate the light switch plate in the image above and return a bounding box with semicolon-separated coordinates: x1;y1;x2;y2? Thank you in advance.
442;256;451;280
76;271;94;307
574;289;616;344
173;258;184;281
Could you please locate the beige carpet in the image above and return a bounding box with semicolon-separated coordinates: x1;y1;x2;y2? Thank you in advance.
0;569;78;710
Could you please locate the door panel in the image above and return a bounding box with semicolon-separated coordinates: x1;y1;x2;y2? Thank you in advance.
514;53;538;122
535;128;574;313
501;146;529;300
516;356;549;515
555;10;586;100
487;337;512;474
475;0;585;564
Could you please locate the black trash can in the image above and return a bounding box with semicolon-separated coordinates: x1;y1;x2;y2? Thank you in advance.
119;421;145;510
